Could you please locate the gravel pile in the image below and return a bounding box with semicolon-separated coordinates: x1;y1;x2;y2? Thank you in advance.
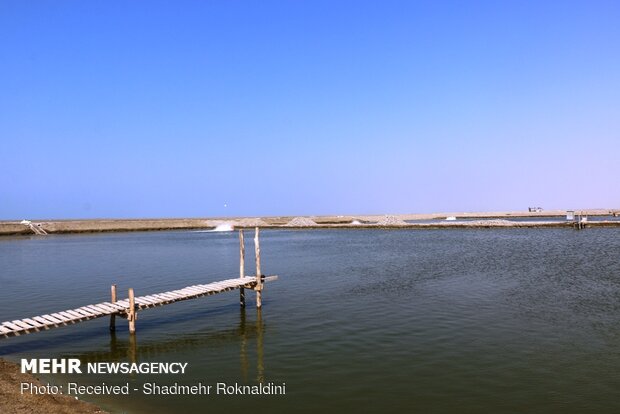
462;219;514;226
284;217;318;227
376;215;408;226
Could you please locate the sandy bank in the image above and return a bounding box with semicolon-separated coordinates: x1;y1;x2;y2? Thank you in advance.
0;358;106;414
1;209;618;236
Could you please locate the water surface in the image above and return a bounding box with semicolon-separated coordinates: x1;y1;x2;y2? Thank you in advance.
1;229;619;413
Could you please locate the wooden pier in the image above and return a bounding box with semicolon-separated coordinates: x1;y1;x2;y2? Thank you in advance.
0;228;275;339
574;211;588;230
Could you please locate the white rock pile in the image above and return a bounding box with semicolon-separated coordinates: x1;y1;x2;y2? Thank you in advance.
463;219;514;226
376;215;408;226
285;217;318;227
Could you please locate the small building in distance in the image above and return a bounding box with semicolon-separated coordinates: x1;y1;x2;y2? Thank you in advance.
528;207;543;213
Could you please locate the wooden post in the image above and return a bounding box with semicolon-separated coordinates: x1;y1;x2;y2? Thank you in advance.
128;288;136;334
239;230;246;307
109;284;117;332
254;227;262;308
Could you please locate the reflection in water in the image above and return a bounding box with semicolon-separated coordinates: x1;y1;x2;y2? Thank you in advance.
128;333;138;364
109;332;138;365
256;308;264;383
239;307;265;383
69;308;267;382
240;309;249;382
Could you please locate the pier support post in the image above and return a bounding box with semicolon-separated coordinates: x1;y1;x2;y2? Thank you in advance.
109;284;117;332
255;227;262;308
128;288;136;334
239;230;246;307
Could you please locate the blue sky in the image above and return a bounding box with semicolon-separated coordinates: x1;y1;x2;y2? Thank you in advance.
1;1;619;219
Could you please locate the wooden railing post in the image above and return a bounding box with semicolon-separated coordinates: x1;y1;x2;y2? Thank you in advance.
254;227;262;308
128;288;136;334
239;229;246;307
109;284;117;332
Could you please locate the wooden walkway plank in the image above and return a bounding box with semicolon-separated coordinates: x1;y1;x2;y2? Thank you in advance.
133;297;149;304
148;294;168;302
137;296;160;305
91;303;117;313
40;314;64;324
22;318;46;328
84;305;107;315
157;293;178;301
182;289;203;296
85;304;111;315
64;310;87;320
74;308;97;318
101;302;126;311
133;297;150;306
3;322;22;331
51;312;75;322
11;320;34;330
33;316;59;326
0;275;277;339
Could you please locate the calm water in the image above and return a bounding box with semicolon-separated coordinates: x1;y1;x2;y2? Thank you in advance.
1;229;620;413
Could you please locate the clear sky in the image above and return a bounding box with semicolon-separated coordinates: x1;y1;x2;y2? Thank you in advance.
1;1;619;219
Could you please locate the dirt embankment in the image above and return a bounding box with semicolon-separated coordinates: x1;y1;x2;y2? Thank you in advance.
1;209;619;235
0;358;106;414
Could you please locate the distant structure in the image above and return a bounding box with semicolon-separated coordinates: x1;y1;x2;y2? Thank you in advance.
528;207;543;212
566;210;575;221
20;220;48;235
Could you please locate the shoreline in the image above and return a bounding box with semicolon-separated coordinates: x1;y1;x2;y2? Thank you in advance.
0;357;107;414
1;209;619;236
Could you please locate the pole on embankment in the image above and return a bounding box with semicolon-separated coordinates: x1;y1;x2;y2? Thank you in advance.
239;229;246;307
109;284;117;332
576;211;585;230
255;227;262;308
128;288;136;334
